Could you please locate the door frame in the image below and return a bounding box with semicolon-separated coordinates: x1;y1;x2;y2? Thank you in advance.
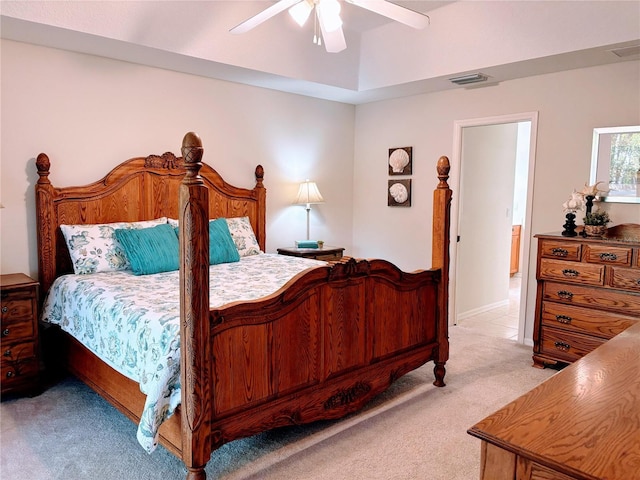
449;112;539;344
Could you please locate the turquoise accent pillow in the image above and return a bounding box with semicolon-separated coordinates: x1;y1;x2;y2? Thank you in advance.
114;224;179;275
209;218;240;265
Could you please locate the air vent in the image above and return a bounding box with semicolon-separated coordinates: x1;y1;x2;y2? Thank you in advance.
449;73;489;86
609;45;640;58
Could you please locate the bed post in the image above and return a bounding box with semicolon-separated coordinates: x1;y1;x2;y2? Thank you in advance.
179;132;212;480
35;153;57;299
254;165;266;252
431;156;452;387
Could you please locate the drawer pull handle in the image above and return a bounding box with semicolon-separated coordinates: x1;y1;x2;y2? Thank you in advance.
562;269;579;277
599;252;618;261
554;341;571;352
557;290;573;300
551;248;569;257
1;306;7;314
3;349;11;357
555;315;572;324
6;371;15;378
1;328;9;337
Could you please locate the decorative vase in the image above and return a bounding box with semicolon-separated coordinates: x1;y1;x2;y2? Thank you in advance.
584;225;606;237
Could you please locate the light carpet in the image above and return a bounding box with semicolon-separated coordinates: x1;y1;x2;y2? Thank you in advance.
1;325;555;480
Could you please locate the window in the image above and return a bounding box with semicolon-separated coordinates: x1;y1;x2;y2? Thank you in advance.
590;126;640;203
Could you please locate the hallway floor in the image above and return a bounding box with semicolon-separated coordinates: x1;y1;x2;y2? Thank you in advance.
457;275;521;340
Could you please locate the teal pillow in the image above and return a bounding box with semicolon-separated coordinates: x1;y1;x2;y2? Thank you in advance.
114;224;179;275
172;219;240;265
208;218;240;265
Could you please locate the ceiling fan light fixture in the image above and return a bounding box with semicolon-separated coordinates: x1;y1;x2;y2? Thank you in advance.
317;0;342;32
289;0;313;27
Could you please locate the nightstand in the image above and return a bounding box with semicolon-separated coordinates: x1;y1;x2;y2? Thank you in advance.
1;273;40;397
277;246;345;261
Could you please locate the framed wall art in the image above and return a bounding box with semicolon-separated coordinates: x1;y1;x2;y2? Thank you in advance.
388;147;412;175
388;179;412;207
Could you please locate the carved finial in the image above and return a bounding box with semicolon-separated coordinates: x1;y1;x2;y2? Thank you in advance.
36;153;51;184
255;164;264;188
436;156;450;189
181;132;203;180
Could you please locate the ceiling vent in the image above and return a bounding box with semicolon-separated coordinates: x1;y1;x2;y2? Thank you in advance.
609;45;640;58
449;73;489;86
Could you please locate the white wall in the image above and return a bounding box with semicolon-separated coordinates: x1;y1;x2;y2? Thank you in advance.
353;60;640;341
457;123;517;318
0;39;355;278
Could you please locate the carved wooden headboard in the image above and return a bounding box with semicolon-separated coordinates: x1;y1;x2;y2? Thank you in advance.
35;150;266;295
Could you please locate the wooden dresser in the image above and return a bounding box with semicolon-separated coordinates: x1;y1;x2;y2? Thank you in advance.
1;273;40;396
533;223;640;368
468;321;640;480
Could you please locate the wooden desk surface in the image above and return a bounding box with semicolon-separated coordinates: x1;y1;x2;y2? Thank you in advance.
468;322;640;480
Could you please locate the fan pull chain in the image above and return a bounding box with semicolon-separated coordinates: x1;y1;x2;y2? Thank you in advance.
313;8;321;46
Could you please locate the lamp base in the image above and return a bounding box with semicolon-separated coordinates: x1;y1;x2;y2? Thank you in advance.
561;212;578;237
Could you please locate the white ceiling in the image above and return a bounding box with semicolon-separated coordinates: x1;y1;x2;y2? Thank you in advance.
1;1;639;104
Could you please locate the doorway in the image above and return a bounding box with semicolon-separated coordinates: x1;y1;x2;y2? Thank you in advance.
450;113;538;344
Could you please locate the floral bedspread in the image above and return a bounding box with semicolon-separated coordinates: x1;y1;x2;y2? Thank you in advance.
40;253;326;453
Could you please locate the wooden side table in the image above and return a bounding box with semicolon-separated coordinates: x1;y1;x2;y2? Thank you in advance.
277;246;345;262
1;273;40;397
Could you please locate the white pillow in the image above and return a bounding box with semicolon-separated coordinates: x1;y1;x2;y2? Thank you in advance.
61;218;167;274
225;216;262;257
168;216;262;257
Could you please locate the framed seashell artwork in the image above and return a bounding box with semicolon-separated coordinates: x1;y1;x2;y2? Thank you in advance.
388;179;412;207
388;147;412;175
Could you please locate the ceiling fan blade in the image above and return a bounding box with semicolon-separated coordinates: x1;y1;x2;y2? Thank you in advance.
319;20;347;53
347;0;430;29
230;0;302;34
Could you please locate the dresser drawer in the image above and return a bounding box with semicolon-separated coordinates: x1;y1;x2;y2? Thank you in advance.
541;301;637;339
1;342;36;365
540;327;605;363
539;259;604;286
1;295;35;322
610;266;640;292
583;244;632;266
542;281;640;316
539;240;581;261
0;353;38;391
0;315;35;343
521;459;578;480
313;252;343;261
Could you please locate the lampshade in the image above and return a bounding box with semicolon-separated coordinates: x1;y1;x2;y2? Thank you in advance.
294;180;324;205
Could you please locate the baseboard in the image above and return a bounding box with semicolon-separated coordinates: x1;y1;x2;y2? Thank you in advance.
456;299;509;322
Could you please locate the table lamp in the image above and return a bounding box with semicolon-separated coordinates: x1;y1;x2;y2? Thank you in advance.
294;179;324;241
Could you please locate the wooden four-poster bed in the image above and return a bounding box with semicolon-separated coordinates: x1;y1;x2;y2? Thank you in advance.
35;132;452;479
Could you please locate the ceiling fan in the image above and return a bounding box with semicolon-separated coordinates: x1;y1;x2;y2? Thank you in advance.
230;0;430;53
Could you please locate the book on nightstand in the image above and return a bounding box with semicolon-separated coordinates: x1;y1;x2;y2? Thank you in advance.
295;240;319;248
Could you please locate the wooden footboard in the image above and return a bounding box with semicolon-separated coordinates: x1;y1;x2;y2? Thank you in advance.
178;133;451;479
206;258;442;449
